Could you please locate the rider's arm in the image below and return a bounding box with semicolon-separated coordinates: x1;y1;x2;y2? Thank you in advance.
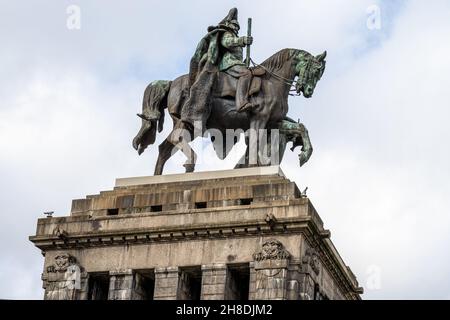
221;32;246;48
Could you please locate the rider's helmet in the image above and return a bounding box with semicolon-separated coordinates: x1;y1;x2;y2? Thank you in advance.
217;8;240;34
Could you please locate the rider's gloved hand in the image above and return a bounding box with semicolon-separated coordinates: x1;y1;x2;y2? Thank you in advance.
242;36;253;46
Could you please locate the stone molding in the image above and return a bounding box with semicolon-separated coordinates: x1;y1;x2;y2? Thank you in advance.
31;172;363;300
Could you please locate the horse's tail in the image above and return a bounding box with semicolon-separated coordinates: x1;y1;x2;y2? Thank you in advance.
132;80;172;155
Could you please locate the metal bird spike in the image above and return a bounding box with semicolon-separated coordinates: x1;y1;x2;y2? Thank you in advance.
44;211;54;217
301;187;308;198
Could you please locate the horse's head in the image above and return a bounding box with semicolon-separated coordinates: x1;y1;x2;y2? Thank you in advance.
295;51;327;98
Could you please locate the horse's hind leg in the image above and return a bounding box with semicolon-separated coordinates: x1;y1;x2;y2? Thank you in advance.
154;138;177;175
167;121;197;173
178;134;197;173
235;134;250;168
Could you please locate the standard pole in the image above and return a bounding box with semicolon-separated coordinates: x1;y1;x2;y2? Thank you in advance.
246;18;252;67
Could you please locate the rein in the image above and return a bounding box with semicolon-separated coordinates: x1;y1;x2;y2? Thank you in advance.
250;57;302;96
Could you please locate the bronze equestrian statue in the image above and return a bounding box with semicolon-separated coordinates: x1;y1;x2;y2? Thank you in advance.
132;8;326;175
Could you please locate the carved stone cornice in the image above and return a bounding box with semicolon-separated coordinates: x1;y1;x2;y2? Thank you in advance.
301;231;363;300
29;217;311;250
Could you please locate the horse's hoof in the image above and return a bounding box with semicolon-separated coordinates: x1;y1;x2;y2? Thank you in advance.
132;137;140;151
183;163;195;173
299;152;308;167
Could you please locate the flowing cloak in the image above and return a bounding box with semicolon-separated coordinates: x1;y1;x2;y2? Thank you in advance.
180;28;229;129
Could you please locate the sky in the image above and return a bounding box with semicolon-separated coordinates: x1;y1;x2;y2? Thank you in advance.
0;0;450;299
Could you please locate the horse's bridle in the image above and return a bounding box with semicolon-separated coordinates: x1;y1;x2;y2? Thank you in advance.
249;58;293;84
250;56;315;97
295;56;313;93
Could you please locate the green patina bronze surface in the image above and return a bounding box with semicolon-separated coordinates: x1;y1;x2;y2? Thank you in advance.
132;8;327;175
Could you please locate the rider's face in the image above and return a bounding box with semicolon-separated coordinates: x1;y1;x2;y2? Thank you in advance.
230;23;240;34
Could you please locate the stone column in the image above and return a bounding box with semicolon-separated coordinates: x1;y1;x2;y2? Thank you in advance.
248;262;257;300
286;279;300;300
285;263;301;300
153;267;179;300
108;269;136;300
298;248;321;300
298;274;316;300
201;264;227;300
251;239;291;300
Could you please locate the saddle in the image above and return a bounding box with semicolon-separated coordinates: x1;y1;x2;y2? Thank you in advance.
213;66;265;98
249;66;265;95
251;65;266;76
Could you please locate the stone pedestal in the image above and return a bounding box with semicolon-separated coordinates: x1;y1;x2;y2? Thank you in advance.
30;166;363;300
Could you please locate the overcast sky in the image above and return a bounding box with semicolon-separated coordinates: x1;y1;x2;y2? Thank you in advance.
1;0;449;299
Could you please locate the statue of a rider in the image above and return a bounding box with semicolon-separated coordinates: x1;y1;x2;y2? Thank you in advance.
180;8;254;130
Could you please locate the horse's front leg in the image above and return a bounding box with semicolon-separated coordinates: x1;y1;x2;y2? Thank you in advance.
277;132;289;165
235;133;250;168
298;123;313;167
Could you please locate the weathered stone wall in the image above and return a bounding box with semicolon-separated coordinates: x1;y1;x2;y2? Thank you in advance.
31;167;363;300
201;264;227;300
154;267;179;300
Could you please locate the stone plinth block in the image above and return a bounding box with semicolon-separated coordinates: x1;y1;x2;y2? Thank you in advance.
30;167;363;300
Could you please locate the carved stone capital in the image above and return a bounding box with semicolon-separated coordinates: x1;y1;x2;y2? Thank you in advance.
47;253;79;273
253;239;291;262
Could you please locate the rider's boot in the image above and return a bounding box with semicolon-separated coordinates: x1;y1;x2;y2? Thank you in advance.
236;71;253;113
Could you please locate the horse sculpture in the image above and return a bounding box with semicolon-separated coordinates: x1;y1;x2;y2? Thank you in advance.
133;48;326;175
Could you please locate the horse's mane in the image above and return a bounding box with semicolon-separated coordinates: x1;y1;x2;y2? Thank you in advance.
260;48;301;71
